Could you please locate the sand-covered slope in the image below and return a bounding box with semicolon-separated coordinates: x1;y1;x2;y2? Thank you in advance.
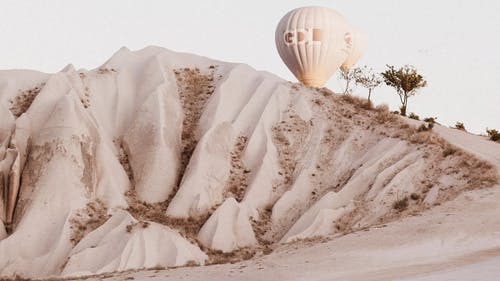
0;47;497;279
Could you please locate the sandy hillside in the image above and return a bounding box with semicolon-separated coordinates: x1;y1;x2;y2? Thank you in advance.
0;46;498;280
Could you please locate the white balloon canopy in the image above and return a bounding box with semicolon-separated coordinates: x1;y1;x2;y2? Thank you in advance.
275;6;366;87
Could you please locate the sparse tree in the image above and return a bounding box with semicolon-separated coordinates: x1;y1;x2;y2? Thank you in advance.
339;67;360;95
354;66;382;103
381;65;427;116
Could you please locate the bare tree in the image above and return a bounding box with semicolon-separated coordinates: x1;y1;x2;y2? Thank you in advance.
339;67;359;94
381;65;427;116
354;66;382;103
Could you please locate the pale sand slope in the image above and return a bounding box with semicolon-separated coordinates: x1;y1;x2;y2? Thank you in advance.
0;46;498;280
87;124;500;281
403;255;500;281
405;118;500;174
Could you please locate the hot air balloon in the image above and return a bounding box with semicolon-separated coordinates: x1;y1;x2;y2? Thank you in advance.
275;6;365;87
341;26;366;70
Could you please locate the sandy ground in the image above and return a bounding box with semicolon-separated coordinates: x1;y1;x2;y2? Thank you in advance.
404;255;500;281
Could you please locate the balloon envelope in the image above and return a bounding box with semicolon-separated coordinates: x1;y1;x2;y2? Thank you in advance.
275;6;364;87
341;26;366;70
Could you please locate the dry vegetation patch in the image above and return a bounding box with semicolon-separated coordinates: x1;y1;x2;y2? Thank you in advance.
78;72;91;108
112;65;270;268
9;83;46;118
125;189;264;266
340;94;373;110
97;67;117;74
19;80;496;276
125;189;211;245
225;135;250;202
203;247;257;265
173;66;218;189
271;110;312;189
250;205;273;246
486;128;500;142
114;138;134;182
392;197;409;211
69;200;109;245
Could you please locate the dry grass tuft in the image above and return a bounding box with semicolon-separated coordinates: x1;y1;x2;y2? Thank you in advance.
455;153;499;188
393;197;409;211
203;247;257;265
442;145;458;157
318;87;334;96
374;103;389;112
340;94;373;110
423;117;437;124
374;107;398;124
97;68;117;74
417;123;433;132
408;112;420;120
410;193;420;200
406;128;445;145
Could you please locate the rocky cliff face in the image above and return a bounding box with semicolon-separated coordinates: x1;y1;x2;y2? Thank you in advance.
0;47;497;278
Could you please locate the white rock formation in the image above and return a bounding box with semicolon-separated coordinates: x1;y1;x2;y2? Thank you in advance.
62;210;207;276
0;46;496;279
198;197;257;252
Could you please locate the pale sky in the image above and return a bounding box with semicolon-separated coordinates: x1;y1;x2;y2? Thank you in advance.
1;0;499;133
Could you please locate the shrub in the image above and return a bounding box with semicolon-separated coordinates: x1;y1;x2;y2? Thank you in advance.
375;108;398;124
362;100;374;110
486;128;499;136
408;112;420;120
454;122;466;131
393;197;409;211
423;117;437;123
486;128;500;142
410;193;420;200
417;123;433;132
126;224;133;233
442;146;458;157
375;104;390;112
